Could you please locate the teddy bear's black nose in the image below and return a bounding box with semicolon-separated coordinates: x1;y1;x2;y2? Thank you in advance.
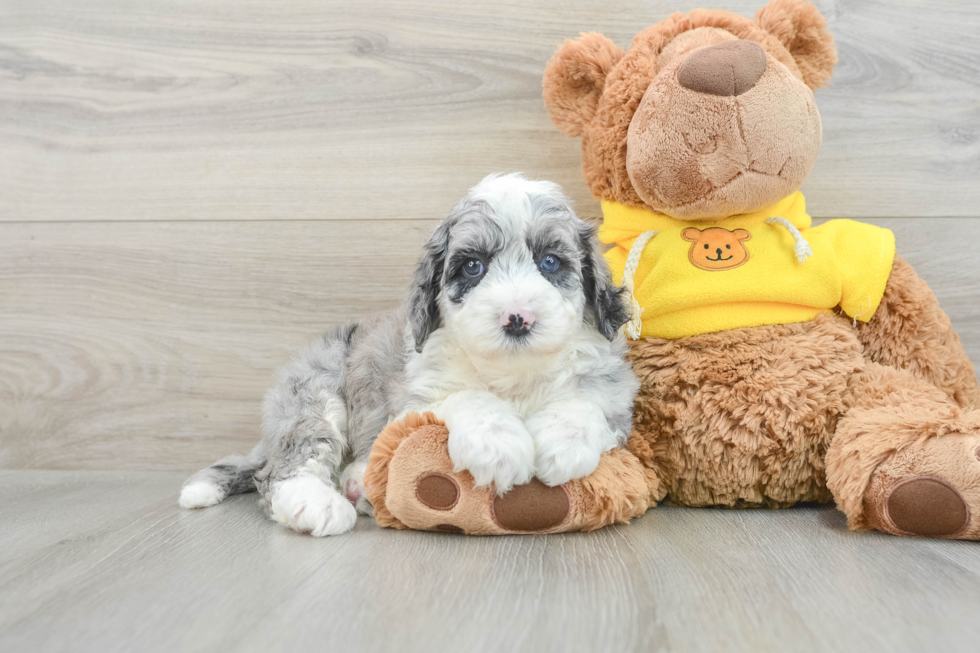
678;40;767;97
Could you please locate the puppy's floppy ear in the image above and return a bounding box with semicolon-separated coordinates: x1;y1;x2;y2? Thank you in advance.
755;0;837;89
543;32;625;138
578;224;629;341
408;218;452;353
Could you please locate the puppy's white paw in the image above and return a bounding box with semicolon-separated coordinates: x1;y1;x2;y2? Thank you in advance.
178;481;225;509
447;412;535;494
528;412;608;487
340;460;374;517
270;474;357;537
533;438;602;487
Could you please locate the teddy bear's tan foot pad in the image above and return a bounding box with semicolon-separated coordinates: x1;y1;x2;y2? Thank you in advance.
885;476;970;537
491;479;569;532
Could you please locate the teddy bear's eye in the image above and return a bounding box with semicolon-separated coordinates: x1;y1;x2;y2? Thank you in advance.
726;244;731;249
704;244;709;249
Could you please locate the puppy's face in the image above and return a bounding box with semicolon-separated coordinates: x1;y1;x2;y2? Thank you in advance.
409;174;628;359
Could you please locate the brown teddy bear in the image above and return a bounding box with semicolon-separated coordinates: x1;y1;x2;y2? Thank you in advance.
365;0;980;539
540;0;980;538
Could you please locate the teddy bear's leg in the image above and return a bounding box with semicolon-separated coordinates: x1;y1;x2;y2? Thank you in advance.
367;413;654;534
852;254;980;409
827;362;980;539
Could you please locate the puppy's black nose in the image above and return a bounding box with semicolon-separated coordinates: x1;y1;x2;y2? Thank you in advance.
502;312;533;338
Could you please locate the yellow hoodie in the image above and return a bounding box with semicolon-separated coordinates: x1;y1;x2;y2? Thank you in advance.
600;192;895;340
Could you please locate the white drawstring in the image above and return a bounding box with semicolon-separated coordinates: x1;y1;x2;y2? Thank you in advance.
621;230;657;340
766;216;812;263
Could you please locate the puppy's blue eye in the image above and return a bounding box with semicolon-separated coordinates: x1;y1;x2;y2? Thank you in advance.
462;258;484;278
539;255;560;274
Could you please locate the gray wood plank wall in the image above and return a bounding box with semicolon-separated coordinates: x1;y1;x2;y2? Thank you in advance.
2;0;979;471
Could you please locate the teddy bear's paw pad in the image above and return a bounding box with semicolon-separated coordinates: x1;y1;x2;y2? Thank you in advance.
415;473;460;511
885;476;970;538
862;431;980;540
491;479;569;532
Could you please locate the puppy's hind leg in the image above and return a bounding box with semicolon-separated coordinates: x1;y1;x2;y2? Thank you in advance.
254;329;359;537
340;458;373;517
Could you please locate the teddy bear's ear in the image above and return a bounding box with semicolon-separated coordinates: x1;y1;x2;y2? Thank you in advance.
755;0;838;89
681;228;702;242
543;32;625;138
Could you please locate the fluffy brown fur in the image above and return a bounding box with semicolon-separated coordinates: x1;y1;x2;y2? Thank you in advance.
542;32;625;138
544;0;980;539
853;257;980;409
826;363;966;529
627;313;861;508
755;0;837;90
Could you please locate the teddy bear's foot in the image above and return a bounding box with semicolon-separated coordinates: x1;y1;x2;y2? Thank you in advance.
364;412;653;535
414;473;571;534
862;433;980;539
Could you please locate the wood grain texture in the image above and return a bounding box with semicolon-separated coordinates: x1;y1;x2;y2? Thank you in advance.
1;0;979;223
0;218;435;470
1;217;979;471
1;470;979;653
2;0;980;472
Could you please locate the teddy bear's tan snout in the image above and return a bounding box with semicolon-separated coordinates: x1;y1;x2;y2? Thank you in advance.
677;40;767;97
625;38;822;222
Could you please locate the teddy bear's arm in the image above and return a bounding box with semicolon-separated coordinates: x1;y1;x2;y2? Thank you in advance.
852;254;980;409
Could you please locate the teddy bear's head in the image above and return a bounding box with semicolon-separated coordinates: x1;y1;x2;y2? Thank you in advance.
543;0;837;221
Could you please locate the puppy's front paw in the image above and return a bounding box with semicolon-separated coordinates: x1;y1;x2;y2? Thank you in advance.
447;413;535;495
534;439;602;487
270;474;357;537
529;415;606;487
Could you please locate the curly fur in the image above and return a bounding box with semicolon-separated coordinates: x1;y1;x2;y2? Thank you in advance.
627;313;862;507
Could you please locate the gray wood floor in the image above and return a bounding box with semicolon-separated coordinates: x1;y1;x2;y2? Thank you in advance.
1;470;978;653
